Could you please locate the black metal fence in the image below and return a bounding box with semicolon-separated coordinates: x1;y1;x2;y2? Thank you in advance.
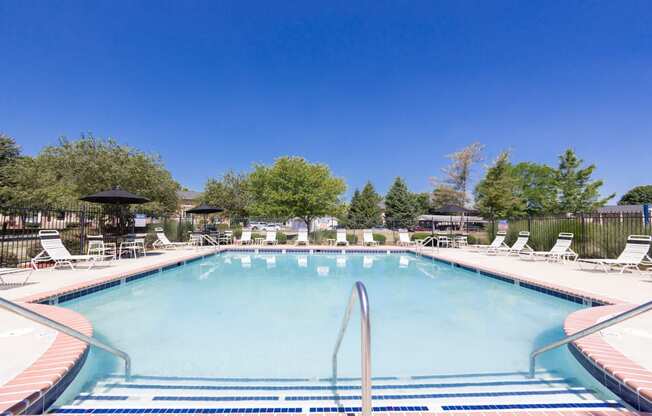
488;212;652;259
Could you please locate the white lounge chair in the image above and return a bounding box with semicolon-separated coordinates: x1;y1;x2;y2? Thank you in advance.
265;230;278;245
397;229;416;246
239;229;253;245
296;230;309;245
520;233;577;262
336;229;349;246
31;230;111;270
153;228;188;249
488;231;533;256
578;235;652;273
470;231;508;252
0;268;33;285
363;230;379;246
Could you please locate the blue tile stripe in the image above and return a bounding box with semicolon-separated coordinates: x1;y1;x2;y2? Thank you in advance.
153;396;280;402
309;406;427;412
75;395;129;401
51;408;303;414
286;388;593;401
441;402;624;411
106;379;568;391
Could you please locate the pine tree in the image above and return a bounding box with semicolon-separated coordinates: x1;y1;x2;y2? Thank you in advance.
384;177;417;229
557;149;614;213
474;151;526;219
346;182;382;228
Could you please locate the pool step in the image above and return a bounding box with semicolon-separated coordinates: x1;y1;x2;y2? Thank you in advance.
50;371;626;414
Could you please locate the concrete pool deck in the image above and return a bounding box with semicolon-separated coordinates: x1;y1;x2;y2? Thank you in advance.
1;245;651;414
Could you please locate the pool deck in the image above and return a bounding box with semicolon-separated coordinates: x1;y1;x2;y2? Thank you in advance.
1;245;651;415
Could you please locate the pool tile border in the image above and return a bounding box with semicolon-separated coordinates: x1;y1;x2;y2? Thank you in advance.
565;305;652;411
3;245;651;416
0;303;91;416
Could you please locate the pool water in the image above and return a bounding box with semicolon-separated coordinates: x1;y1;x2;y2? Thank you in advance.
64;252;592;381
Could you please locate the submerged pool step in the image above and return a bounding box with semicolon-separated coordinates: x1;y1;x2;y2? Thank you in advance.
57;372;623;415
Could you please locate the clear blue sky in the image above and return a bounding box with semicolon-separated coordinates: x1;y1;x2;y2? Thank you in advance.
1;1;650;200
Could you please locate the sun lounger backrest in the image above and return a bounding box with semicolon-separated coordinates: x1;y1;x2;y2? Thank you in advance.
266;230;276;241
490;231;507;248
399;230;410;243
363;230;374;243
549;233;574;254
241;230;252;241
336;229;347;242
38;230;72;260
510;231;530;251
616;235;652;263
297;230;308;241
156;230;172;245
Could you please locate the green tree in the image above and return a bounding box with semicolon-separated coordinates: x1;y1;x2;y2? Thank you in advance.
618;185;652;205
512;162;559;215
203;170;252;220
346;182;382;228
0;133;21;168
248;156;346;232
431;184;465;209
557;148;614;213
474;151;526;219
0;135;179;214
384;177;418;229
412;192;432;215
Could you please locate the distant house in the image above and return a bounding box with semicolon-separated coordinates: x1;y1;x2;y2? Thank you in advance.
597;204;649;215
176;190;203;220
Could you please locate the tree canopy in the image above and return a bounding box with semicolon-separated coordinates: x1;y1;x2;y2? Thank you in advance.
384;177;417;229
474;151;526;219
203;170;252;220
557;148;614;213
512;162;559;215
248;156;346;231
432;142;484;207
346;181;382;229
619;185;652;205
0;135;180;214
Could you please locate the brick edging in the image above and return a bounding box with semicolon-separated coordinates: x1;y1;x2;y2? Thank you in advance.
0;303;91;415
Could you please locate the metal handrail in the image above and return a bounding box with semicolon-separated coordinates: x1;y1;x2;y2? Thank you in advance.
332;281;372;416
0;296;131;379
529;299;652;378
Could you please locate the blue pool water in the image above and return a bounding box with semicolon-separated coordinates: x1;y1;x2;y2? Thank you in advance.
64;252;592;381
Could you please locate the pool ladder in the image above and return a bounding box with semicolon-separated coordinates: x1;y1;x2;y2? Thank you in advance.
0;296;131;379
332;281;372;416
529;298;652;378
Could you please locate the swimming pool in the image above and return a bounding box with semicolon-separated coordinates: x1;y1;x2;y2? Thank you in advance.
59;252;607;395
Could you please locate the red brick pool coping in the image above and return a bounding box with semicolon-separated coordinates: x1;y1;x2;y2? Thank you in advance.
0;303;91;415
2;246;652;415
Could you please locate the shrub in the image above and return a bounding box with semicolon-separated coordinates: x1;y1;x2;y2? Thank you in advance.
277;232;288;244
347;233;358;245
372;233;386;244
410;232;433;241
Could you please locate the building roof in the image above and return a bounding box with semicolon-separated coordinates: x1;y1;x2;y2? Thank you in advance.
596;204;646;214
177;190;203;200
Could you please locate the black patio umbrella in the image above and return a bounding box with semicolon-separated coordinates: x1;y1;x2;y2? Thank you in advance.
433;204;472;214
80;188;151;205
185;204;224;232
80;188;151;234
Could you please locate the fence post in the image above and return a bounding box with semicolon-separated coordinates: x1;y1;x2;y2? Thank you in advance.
527;216;531;232
580;213;586;258
79;206;87;255
0;221;6;267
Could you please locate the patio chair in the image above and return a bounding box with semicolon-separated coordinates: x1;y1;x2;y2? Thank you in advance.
86;235;117;260
119;234;147;259
520;232;577;262
153;227;189;249
437;236;451;248
397;229;416;246
469;231;508;252
488;231;533;256
453;235;468;248
0;267;33;285
363;230;379;246
264;230;278;245
578;235;652;273
336;229;349;246
219;230;233;244
239;229;253;245
31;230;112;270
295;230;309;245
